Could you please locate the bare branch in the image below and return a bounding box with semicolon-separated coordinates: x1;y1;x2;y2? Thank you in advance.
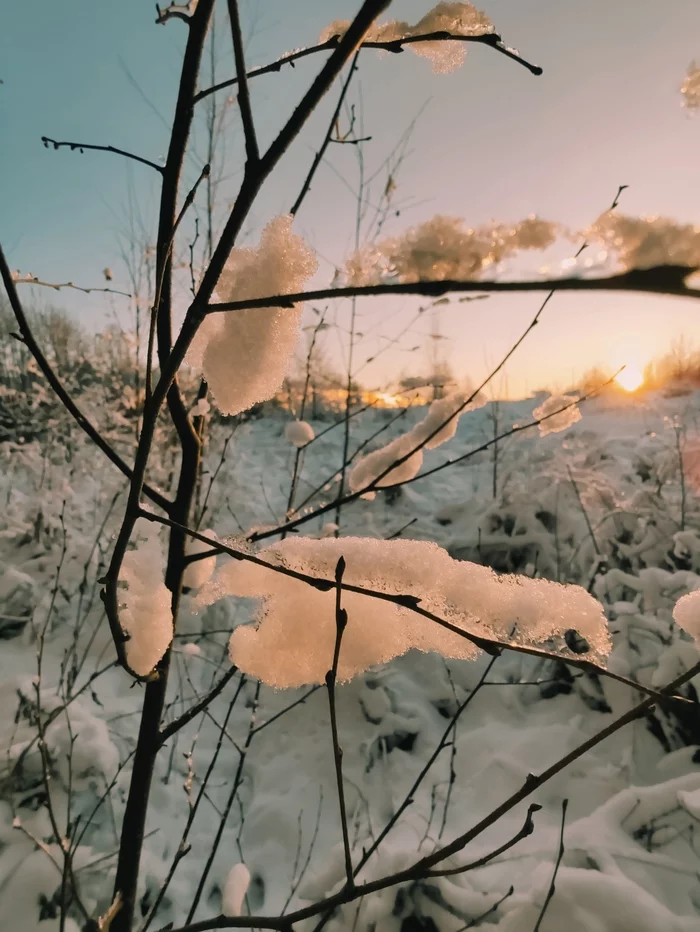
425;802;541;877
226;0;259;164
12;273;131;297
41;135;164;173
533;799;568;931
158;665;239;745
325;557;354;890
290;53;360;217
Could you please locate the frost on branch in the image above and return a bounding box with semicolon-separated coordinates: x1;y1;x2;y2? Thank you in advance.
284;419;315;447
681;62;700;110
222;863;250;918
188;216;317;415
673;590;700;644
349;389;486;490
118;523;172;676
320;3;494;73
586;212;700;271
195;538;610;688
344;215;557;285
532;394;581;436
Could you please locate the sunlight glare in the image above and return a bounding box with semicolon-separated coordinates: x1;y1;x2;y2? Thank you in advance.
615;365;644;392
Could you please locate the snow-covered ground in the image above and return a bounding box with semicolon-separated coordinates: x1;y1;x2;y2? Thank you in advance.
2;389;700;931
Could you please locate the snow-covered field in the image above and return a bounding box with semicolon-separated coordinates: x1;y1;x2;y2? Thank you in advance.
2;390;700;931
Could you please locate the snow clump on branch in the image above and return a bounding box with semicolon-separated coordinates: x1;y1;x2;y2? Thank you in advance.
118;522;172;676
195;537;610;688
349;389;486;490
284;419;315;447
344;215;558;285
585;212;700;271
673;590;700;644
681;63;700;110
222;863;250;918
532;394;581;436
182;529;219;590
321;2;494;73
188;216;318;415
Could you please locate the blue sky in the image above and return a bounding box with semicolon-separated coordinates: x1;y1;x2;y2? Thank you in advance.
2;0;700;397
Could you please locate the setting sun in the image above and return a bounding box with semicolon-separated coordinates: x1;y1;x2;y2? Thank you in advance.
615;365;645;392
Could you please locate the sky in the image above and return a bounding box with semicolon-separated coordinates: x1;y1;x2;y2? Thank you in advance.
2;0;700;398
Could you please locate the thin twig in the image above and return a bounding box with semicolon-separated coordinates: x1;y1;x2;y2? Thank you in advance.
159;665;239;745
532;799;568;932
12;274;131;297
291;53;360;216
226;0;259;164
41;136;163;173
326;556;354;889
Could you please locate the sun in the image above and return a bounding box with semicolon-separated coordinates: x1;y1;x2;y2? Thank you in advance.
615;364;644;392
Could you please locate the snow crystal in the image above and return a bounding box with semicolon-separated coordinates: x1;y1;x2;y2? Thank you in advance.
189;216;317;415
532;394;581;436
195;537;609;688
681;63;700;110
586;211;700;271
182;528;218;590
349;390;486;491
673;589;700;643
345;215;558;285
118;523;172;676
320;522;339;538
320;3;494;74
222;863;250;917
284;419;314;447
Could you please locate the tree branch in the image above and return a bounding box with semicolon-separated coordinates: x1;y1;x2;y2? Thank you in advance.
194;30;542;105
158;664;239;745
136;509;698;709
41;136;164;173
208;264;700;314
290;53;360;217
12;274;131;297
425;802;541;877
226;0;259;165
326;557;354;890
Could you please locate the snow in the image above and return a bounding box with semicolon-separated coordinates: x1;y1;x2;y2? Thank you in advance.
188;216;318;415
345;215;558;285
195;537;608;687
118;522;173;676
182;528;218;590
673;589;700;643
586;211;700;272
349;389;486;490
532;393;582;436
4;389;700;930
284;419;315;447
222;862;250;917
320;3;495;73
681;63;700;110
